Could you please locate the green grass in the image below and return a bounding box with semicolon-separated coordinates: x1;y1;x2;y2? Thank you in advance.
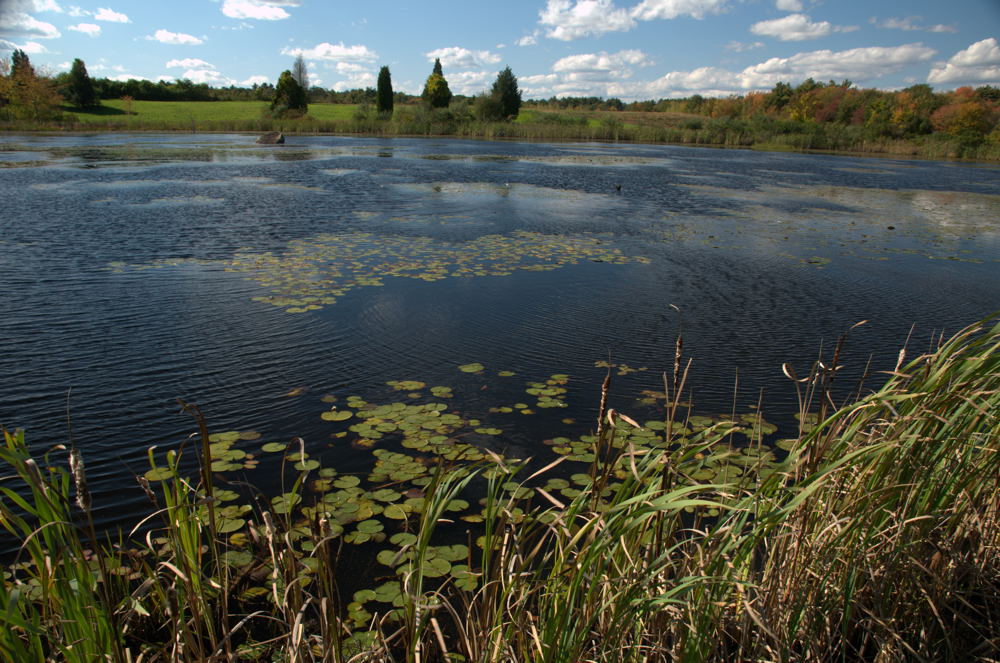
1;315;999;661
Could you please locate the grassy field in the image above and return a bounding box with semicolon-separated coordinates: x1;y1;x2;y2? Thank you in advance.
63;99;357;125
1;317;998;662
3;99;998;160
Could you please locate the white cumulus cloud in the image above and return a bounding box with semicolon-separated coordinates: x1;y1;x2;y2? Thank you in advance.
739;43;936;87
426;46;501;70
33;0;62;12
775;0;802;11
447;70;495;95
928;38;1000;85
179;68;235;85
539;0;635;41
553;49;654;77
516;33;539;47
68;22;100;36
330;70;375;91
221;0;290;21
532;42;939;100
630;0;728;21
282;42;377;62
0;38;49;54
166;58;213;69
0;1;61;39
94;7;128;22
750;13;854;41
148;29;203;45
242;74;270;86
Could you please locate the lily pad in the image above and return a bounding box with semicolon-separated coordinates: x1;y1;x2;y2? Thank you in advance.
458;363;485;373
143;466;175;482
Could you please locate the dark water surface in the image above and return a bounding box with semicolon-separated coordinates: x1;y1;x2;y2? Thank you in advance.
1;133;999;530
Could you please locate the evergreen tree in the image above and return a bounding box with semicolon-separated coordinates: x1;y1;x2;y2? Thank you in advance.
271;69;307;116
491;66;521;119
66;58;98;108
376;65;393;115
421;58;452;108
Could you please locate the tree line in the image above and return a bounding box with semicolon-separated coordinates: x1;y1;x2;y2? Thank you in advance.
3;48;997;146
266;56;522;122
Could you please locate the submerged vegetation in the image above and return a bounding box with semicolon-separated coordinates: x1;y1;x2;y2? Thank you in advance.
2;315;998;661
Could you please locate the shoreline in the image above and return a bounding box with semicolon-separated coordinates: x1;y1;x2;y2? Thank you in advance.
4;125;1000;166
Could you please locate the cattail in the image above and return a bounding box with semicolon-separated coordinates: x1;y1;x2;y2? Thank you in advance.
69;447;92;512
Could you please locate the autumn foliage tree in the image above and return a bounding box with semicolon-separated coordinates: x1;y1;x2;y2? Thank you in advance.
421;58;452;108
0;49;62;121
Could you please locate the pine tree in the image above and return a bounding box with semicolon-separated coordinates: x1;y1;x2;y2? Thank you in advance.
376;66;393;115
421;58;452;109
66;58;98;108
491;66;521;120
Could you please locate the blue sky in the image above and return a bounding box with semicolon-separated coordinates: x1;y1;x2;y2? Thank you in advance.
1;0;998;100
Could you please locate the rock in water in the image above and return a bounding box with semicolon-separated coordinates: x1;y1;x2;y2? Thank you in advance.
256;132;285;144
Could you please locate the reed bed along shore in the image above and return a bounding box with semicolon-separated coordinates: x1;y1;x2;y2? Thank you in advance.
1;316;998;662
3;101;999;162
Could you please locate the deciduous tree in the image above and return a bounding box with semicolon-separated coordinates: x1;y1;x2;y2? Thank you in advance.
1;50;62;120
292;54;308;90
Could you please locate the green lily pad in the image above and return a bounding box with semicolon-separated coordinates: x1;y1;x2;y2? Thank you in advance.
222;550;253;568
261;441;288;453
373;581;402;604
421;557;451;578
217;518;246;534
356;519;384;534
458;363;484;373
144;466;174;482
321;410;353;422
389;533;417;547
433;544;469;562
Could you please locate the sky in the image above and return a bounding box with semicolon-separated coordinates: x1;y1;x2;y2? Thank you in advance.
1;0;998;101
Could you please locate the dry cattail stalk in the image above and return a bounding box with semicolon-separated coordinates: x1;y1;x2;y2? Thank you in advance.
69;447;92;512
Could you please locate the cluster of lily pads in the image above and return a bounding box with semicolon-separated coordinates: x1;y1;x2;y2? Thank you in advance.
140;359;790;630
107;231;648;314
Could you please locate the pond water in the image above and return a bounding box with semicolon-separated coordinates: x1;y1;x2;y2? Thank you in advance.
1;133;999;531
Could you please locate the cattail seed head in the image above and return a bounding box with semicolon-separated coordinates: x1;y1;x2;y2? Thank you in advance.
69;448;92;512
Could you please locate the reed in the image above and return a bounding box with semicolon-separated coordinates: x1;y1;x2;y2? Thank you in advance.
0;315;997;661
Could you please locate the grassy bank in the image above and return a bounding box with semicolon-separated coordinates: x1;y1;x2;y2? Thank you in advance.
3;100;999;161
2;316;998;662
